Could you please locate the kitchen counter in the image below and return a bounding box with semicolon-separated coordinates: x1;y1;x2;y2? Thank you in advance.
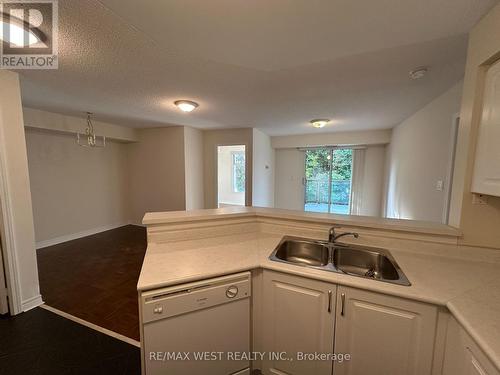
138;208;500;371
143;206;461;237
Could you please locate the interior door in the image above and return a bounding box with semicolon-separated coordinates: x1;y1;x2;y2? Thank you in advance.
334;286;437;375
261;271;335;375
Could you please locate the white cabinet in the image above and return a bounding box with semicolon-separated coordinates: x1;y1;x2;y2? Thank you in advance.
443;317;499;375
333;286;437;375
472;59;500;196
261;271;336;375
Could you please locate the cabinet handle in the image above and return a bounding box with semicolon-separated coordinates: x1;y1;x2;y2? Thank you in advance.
328;290;332;313
341;293;346;316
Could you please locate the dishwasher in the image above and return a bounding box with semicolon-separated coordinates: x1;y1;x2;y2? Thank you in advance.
141;272;251;375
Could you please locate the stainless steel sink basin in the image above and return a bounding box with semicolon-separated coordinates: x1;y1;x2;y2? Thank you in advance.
333;245;405;282
269;236;411;286
272;237;329;267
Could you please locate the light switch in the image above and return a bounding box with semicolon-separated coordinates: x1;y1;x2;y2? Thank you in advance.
436;180;444;191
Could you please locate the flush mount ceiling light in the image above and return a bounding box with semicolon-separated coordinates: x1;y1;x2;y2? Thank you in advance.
409;67;429;80
310;119;330;128
174;100;199;113
0;12;44;47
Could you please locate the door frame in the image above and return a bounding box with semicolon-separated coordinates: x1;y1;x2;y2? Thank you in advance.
0;127;22;314
0;237;8;314
443;113;460;224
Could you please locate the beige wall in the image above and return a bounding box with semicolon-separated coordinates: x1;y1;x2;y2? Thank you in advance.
274;149;306;211
128;127;186;224
0;71;41;313
26;129;130;245
184;126;205;210
252;129;275;208
23;107;139;143
203;128;254;209
217;145;246;206
271;129;391;149
450;3;500;248
385;81;463;223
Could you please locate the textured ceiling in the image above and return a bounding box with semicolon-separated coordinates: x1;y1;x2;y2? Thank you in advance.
18;0;498;135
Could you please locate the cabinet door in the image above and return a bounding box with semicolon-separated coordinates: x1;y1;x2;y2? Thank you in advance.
261;271;335;375
443;317;499;375
472;59;500;196
334;286;437;375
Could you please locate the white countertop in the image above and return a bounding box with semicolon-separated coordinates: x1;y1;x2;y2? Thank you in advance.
137;226;500;370
143;206;461;237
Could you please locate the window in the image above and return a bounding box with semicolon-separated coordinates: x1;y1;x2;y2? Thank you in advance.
304;148;353;214
232;152;245;193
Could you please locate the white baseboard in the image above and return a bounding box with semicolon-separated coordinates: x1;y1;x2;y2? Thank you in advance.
22;294;44;312
36;222;131;249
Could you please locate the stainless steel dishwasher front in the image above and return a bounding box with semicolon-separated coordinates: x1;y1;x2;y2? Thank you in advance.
141;272;251;375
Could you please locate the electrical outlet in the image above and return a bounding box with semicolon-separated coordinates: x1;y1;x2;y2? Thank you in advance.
472;193;488;205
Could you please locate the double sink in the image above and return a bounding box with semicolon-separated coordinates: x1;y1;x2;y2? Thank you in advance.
269;236;411;286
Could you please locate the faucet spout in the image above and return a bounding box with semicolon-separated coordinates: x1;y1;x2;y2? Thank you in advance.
328;226;359;243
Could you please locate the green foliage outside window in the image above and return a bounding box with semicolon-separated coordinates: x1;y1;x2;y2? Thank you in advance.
305;148;353;206
305;149;352;180
232;152;245;193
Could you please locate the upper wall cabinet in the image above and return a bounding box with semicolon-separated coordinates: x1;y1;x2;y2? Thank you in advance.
472;59;500;196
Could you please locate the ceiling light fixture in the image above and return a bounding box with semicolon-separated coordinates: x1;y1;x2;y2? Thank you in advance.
174;100;199;113
310;119;330;128
0;12;44;47
409;67;429;80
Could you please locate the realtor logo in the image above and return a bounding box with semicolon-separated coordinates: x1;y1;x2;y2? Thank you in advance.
0;0;58;69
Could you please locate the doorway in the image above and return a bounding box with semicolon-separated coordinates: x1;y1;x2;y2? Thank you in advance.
217;145;246;207
304;148;353;214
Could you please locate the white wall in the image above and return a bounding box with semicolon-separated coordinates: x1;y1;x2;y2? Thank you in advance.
252;129;275;207
26;129;130;246
353;146;386;217
385;81;463;222
203;128;254;209
184;126;204;210
217;145;246;206
128;127;186;224
274;149;306;211
0;71;41;313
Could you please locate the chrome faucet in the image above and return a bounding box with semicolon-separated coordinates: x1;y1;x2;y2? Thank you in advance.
328;226;359;243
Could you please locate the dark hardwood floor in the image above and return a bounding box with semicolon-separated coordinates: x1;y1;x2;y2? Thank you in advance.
36;225;147;341
0;307;141;375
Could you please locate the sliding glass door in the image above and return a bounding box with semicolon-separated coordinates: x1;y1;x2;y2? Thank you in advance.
304;148;353;214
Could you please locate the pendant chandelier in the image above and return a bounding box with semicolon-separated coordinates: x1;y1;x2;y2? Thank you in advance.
76;112;106;148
